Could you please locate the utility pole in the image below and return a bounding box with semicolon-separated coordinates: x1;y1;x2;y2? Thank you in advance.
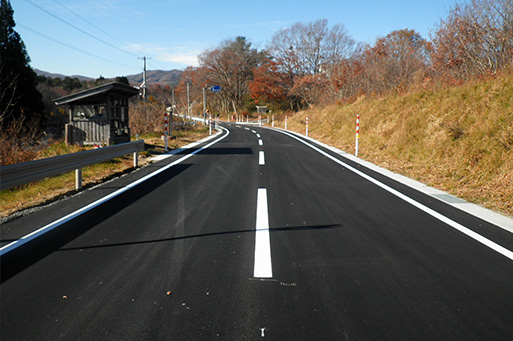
138;56;150;102
186;81;190;120
203;86;207;124
171;88;175;110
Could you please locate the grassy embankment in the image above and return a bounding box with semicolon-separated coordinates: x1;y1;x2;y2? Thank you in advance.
273;74;513;217
0;125;210;219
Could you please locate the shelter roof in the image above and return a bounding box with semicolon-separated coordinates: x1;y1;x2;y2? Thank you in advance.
54;82;139;106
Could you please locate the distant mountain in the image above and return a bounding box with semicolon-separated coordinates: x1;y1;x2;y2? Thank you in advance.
125;69;183;87
34;69;94;82
34;69;183;87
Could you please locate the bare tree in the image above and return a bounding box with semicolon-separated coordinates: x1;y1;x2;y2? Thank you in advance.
432;0;513;81
267;19;356;108
268;19;355;76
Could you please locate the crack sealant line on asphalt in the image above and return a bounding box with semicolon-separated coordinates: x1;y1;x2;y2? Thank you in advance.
274;128;513;262
0;127;230;257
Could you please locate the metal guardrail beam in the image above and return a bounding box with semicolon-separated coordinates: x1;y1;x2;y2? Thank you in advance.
0;140;144;191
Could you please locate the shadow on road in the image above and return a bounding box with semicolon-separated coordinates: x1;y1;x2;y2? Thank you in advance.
56;224;343;252
0;164;191;284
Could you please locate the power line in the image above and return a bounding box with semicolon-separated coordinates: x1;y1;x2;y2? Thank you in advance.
17;23;139;71
22;0;139;58
32;0;172;72
50;0;132;50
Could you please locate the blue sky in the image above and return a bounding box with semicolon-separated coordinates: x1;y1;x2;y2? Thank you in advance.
13;0;459;78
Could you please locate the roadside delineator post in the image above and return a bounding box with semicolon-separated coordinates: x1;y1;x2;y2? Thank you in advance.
306;115;309;137
285;115;288;130
272;115;275;128
355;114;360;157
209;114;212;135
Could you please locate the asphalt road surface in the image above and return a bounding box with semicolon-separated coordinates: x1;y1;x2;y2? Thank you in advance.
1;123;513;340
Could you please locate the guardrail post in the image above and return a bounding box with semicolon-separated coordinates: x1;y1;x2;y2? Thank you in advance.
75;168;82;190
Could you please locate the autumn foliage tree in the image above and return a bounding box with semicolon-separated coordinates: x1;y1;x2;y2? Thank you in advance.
198;37;265;118
249;60;293;111
184;0;512;115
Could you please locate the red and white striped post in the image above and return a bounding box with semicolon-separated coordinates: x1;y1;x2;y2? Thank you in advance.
355;114;360;157
164;111;169;152
306;115;309;137
285;115;288;130
209;114;212;135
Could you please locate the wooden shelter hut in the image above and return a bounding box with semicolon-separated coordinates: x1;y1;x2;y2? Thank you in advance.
55;82;139;145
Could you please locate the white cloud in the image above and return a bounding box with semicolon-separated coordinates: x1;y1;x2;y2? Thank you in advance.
124;43;200;67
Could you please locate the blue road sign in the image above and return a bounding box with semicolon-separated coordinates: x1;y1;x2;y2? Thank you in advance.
211;86;221;92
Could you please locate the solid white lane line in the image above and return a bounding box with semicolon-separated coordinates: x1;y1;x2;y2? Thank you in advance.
259;139;263;146
278;130;513;262
259;151;265;165
0;128;231;256
254;188;273;278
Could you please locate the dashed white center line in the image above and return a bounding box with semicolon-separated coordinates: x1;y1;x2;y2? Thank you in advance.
256;134;261;138
254;188;273;278
259;151;265;165
258;139;263;146
251;130;257;133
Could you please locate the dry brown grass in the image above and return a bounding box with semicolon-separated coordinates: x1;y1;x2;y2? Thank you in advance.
275;74;513;217
0;125;210;219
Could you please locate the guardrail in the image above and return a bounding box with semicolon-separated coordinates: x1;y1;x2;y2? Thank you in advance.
0;140;145;191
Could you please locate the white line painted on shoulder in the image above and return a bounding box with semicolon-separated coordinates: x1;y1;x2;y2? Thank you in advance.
259;151;265;165
254;188;273;278
277;130;513;262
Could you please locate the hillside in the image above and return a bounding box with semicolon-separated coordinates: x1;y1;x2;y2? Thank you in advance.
125;69;183;87
34;69;93;82
34;69;183;87
276;73;513;217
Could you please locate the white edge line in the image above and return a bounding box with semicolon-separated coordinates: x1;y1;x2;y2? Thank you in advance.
275;129;513;262
150;129;223;161
284;129;513;232
0;127;231;257
254;188;273;278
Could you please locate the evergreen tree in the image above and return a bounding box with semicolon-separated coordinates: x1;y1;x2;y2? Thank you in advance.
0;0;45;132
